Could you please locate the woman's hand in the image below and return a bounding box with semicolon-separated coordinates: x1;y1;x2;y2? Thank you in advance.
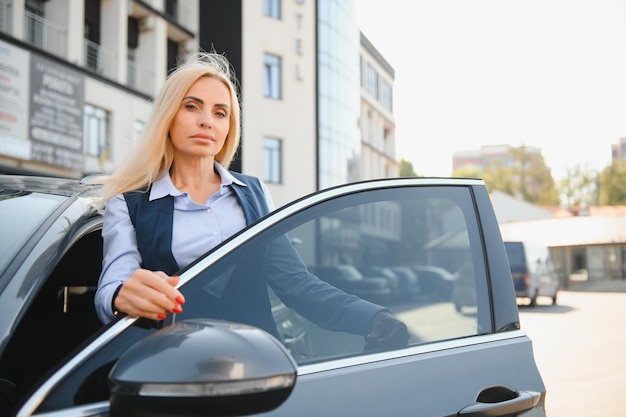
365;311;410;350
114;269;185;320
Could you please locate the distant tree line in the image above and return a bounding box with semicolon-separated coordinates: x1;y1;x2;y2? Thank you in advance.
399;146;626;208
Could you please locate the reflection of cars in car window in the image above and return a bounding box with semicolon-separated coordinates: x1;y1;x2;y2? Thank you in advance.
413;265;458;301
308;264;393;303
1;176;547;417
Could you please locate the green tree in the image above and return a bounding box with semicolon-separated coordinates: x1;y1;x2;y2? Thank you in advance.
399;159;419;177
451;166;482;180
530;161;560;206
481;161;518;197
509;146;559;205
558;163;598;208
598;162;626;204
451;146;559;205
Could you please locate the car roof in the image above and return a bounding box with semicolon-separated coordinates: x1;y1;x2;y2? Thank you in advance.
0;175;104;198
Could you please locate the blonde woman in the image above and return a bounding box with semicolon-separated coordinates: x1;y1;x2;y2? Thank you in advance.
95;52;408;350
95;52;259;323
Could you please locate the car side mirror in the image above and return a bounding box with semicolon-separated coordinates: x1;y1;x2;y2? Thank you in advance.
109;319;297;417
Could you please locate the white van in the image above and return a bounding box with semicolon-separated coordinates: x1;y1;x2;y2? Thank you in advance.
504;241;559;306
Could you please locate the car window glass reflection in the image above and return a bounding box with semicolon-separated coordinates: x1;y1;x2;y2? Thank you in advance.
177;187;487;365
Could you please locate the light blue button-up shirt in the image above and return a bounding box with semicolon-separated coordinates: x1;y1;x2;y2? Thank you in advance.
95;162;274;323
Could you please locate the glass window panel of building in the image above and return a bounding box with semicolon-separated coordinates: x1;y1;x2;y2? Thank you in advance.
83;104;109;159
263;137;282;184
317;0;360;189
133;120;145;143
381;79;392;111
263;53;282;99
263;0;281;19
366;63;379;99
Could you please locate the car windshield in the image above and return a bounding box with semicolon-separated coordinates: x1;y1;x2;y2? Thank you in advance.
0;190;67;274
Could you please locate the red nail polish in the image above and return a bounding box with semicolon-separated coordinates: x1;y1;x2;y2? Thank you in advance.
173;305;182;314
157;313;166;320
176;296;185;304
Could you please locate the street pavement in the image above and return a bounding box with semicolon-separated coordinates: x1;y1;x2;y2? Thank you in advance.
518;287;626;417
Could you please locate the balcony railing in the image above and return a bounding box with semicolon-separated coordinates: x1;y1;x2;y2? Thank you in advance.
83;38;116;79
165;0;194;32
23;10;67;58
0;0;9;33
127;53;155;96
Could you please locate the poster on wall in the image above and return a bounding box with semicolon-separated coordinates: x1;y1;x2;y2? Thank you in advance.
29;54;85;171
0;39;31;160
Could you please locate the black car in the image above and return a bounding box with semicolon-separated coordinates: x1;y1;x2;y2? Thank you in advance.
0;175;547;417
413;265;458;301
308;264;393;302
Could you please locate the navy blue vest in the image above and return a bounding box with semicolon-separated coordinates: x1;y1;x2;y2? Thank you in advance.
123;172;270;274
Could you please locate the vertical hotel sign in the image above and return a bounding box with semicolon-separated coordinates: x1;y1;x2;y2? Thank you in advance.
30;55;84;171
0;39;30;159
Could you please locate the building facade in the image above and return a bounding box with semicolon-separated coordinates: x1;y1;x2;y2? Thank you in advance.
0;0;395;208
359;32;397;180
0;0;198;178
197;0;318;206
611;137;626;166
316;0;359;189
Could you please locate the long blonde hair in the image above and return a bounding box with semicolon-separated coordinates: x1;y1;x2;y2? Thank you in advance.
97;52;241;205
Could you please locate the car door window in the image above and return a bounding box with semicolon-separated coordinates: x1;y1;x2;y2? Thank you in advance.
176;186;491;364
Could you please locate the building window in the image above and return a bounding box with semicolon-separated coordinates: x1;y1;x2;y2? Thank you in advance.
366;63;379;99
263;137;282;183
165;0;178;20
381;79;392;111
24;0;46;48
167;38;181;75
263;53;282;99
83;0;101;72
134;120;145;143
127;49;137;88
83;104;109;159
384;127;390;142
263;0;281;19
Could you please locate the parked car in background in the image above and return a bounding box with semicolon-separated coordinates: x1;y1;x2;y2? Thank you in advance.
1;175;546;417
355;265;421;301
387;266;421;299
504;241;559;307
307;264;393;302
413;265;457;301
354;264;401;298
452;262;477;313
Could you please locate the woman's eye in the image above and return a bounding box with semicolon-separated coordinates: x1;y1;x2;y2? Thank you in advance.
185;103;198;110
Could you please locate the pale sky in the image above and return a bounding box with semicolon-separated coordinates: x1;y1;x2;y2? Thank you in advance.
356;0;626;180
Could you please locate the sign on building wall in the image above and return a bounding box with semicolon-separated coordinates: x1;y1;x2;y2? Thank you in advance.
0;39;30;160
0;39;85;172
30;55;85;171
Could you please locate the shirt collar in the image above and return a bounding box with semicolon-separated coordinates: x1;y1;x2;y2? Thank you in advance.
149;162;246;201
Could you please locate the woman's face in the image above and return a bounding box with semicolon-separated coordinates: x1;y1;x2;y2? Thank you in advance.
169;76;231;160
